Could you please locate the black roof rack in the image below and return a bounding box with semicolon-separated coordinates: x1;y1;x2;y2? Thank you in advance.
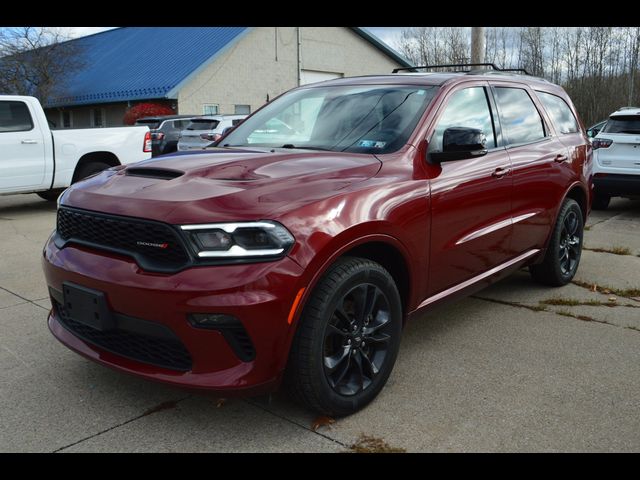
392;63;530;75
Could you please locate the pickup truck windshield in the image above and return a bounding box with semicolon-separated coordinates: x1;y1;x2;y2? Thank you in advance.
223;84;438;154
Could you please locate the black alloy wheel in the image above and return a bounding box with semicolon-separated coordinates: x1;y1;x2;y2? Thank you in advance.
286;257;402;416
322;283;393;396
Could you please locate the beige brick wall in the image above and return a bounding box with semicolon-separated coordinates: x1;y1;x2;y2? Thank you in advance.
177;27;403;116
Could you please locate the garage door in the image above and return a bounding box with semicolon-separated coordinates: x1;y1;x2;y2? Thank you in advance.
300;70;343;85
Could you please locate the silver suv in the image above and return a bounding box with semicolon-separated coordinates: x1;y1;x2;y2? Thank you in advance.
177;115;247;151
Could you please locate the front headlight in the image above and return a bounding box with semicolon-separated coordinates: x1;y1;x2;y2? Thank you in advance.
180;221;295;259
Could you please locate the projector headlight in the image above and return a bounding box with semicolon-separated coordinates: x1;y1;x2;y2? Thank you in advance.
180;221;295;259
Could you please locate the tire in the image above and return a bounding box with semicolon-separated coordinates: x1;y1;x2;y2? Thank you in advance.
73;161;112;183
529;198;584;287
592;193;611;210
37;189;64;202
285;257;403;417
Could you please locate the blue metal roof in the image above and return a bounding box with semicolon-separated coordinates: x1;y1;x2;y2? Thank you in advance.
47;27;248;108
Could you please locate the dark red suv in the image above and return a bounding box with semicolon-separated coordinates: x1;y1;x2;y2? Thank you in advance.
42;66;592;416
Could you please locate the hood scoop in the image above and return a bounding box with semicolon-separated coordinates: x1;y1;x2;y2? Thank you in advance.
125;167;184;180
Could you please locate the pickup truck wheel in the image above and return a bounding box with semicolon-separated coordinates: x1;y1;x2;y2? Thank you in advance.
592;193;610;210
74;161;112;183
37;189;64;202
285;257;402;417
529;198;584;286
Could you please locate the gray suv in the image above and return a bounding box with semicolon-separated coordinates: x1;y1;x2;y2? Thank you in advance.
177;115;247;151
135;115;194;156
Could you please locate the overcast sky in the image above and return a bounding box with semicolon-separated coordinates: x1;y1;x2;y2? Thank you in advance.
56;26;405;48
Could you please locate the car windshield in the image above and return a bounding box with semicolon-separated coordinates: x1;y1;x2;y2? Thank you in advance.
222;84;438;154
186;119;220;131
602;115;640;134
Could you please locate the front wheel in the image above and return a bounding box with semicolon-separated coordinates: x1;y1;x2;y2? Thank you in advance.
530;198;584;286
285;257;403;416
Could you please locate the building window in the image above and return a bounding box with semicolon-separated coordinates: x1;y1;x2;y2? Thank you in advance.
59;110;73;129
202;104;219;115
234;104;251;115
91;108;106;128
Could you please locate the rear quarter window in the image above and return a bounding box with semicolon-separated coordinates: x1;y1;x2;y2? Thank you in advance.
536;91;579;134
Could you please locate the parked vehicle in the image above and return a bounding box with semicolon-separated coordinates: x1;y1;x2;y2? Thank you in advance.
135;115;194;156
0;96;152;200
591;107;640;209
177;115;247;151
43;66;591;416
586;119;607;140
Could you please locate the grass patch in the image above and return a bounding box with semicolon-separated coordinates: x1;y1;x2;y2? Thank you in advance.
541;298;582;306
572;280;640;299
584;246;632;255
347;434;406;453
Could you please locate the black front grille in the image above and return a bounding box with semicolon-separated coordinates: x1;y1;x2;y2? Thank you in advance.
54;300;193;372
57;207;190;271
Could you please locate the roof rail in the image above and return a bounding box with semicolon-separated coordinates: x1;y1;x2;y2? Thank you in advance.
392;63;530;75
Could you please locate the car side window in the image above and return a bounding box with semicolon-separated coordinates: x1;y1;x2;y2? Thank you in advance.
428;87;496;153
536;91;579;135
0;101;34;133
493;87;545;145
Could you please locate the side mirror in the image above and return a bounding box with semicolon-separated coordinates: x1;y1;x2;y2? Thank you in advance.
429;127;488;163
586;128;598;138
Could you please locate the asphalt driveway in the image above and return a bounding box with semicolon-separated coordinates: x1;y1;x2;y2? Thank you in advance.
1;194;639;452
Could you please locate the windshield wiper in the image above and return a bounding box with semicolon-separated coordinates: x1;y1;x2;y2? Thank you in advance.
280;144;332;151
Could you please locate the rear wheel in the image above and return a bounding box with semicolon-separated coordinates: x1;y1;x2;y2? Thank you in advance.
530;198;584;286
73;161;112;183
592;193;611;210
285;257;402;416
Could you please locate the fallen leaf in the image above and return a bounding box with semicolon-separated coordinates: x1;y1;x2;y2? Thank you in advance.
311;416;335;431
608;296;617;302
603;289;611;294
591;284;598;292
216;398;226;408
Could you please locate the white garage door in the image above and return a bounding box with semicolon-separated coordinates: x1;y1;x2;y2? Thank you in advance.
300;70;343;85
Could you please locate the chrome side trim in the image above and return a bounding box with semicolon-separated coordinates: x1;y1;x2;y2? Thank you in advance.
455;212;538;246
416;249;541;311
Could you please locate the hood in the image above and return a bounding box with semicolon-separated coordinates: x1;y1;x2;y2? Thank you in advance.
63;147;381;224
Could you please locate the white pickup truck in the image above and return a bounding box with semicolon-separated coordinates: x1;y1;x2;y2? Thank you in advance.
0;95;152;201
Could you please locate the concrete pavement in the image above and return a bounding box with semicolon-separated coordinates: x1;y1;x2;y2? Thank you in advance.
1;194;638;452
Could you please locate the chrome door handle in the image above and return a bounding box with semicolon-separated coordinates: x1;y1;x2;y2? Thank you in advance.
554;154;568;163
492;167;510;178
21;139;38;144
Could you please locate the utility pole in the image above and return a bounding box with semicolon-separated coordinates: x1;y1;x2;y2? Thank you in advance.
471;27;485;65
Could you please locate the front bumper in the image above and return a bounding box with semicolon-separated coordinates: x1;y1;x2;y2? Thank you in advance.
593;173;640;196
43;237;306;395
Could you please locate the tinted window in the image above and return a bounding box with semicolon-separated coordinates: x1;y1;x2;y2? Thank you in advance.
602;115;640;134
136;119;161;129
0;101;34;132
186;119;220;131
494;87;545;145
537;91;578;134
429;87;496;152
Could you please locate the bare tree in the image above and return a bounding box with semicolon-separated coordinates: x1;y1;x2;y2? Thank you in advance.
0;27;84;105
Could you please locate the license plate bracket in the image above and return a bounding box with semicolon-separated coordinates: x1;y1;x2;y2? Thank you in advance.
62;282;115;331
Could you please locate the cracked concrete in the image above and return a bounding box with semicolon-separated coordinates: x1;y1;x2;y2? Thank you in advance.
1;193;639;452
